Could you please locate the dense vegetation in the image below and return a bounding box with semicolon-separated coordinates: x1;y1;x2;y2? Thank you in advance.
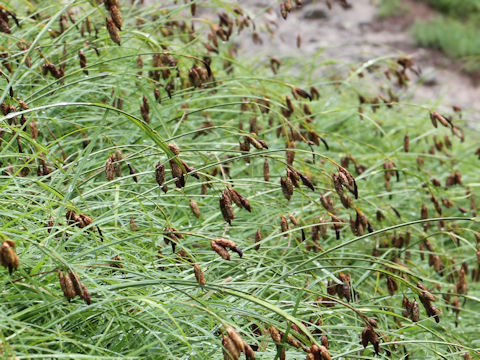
0;0;479;359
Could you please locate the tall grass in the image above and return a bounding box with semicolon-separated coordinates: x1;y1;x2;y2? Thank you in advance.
425;0;480;17
0;1;479;359
412;17;480;67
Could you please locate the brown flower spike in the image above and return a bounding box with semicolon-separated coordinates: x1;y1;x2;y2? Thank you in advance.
211;239;243;260
58;270;91;305
0;239;19;274
106;17;121;45
193;264;206;286
222;326;254;359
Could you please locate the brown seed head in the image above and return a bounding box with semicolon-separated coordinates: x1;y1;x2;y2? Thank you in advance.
105;155;115;181
189;199;200;218
244;341;255;360
280;215;289;235
280;177;294;201
404;133;410;152
0;240;19;274
155;162;165;187
211;241;230;260
169;160;183;179
193;264;206;285
110;5;123;30
78;50;88;74
254;229;262;251
106;17;121;45
80;282;91;305
220;192;235;224
226;327;245;354
263;159;270;182
268;325;282;343
214;238;243;257
222;334;240;360
58;270;76;299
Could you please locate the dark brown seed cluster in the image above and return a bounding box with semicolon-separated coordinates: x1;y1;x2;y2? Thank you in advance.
188;63;213;88
110;255;123;269
279;0;303;20
327;272;353;302
140;95;150;123
270;57;281;74
42;63;65;79
211;239;243;260
163;227;183;252
349;210;373;236
58;269;91;304
402;297;420;322
332;166;357;205
105;154;115;181
445;170;463;187
218;187;251;224
417;283;441;323
475;147;480;159
105;150;123;181
105;0;122;45
280;215;289;236
330;214;346;240
403;133;410;152
222;326;255;360
0;239;20;274
0;10;11;33
164;143;199;189
429;111;464;142
189;199;201;218
254;229;262;251
155;162;166;189
66;210;93;229
193;263;206;285
310;217;328;250
78;50;88;74
220;191;235;225
306;344;331;360
360;324;380;355
274;325;307;350
280;167;315;201
263;159;270;181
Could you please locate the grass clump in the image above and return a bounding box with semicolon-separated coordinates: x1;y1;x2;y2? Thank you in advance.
377;0;408;18
411;16;480;57
0;0;479;359
425;0;480;17
412;16;480;71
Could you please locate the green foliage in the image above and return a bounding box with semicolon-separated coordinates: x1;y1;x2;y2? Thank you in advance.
377;0;408;18
412;16;480;70
426;0;480;17
0;1;479;359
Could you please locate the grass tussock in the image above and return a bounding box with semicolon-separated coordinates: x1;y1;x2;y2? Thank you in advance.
412;16;480;70
425;0;480;17
0;0;479;359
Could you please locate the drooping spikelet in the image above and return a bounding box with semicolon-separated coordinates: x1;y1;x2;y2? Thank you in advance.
189;199;200;218
106;17;121;45
193;264;206;285
0;240;19;274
